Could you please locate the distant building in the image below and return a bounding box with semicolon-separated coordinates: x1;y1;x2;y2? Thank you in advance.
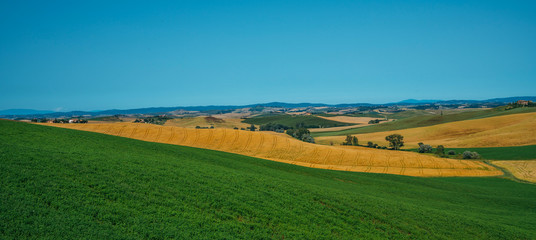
517;100;530;106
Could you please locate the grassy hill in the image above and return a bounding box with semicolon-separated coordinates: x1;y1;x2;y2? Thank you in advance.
443;145;536;160
38;122;501;177
313;106;536;137
242;114;352;128
316;112;536;148
1;120;535;239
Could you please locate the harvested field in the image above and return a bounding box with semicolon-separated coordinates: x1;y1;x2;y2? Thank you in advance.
164;116;251;129
317;112;536;148
41;122;502;177
494;160;536;183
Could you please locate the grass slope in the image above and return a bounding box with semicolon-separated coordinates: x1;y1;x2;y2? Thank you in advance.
313;106;536;137
1;120;535;239
243;114;352;128
443;145;536;160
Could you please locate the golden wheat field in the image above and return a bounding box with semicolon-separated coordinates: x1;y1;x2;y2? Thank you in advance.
317;112;536;148
493;160;536;183
40;122;502;177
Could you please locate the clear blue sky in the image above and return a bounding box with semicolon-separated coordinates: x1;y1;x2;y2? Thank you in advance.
1;0;535;111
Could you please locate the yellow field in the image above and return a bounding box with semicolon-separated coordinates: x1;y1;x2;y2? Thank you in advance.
493;160;536;183
317;112;536;148
164;116;252;129
40;122;502;177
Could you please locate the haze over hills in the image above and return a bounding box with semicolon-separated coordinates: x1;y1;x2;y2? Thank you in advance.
1;96;534;118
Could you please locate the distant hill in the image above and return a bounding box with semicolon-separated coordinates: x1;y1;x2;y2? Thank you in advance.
0;109;55;115
393;99;442;104
1;96;534;118
393;96;536;105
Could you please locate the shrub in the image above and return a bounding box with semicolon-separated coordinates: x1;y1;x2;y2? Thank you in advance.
463;151;481;159
418;144;433;153
447;150;456;155
436;145;445;155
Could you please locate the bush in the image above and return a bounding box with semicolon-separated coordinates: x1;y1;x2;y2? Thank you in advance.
286;128;315;143
418;143;433;153
447;150;456;155
463;151;481;159
435;145;445;155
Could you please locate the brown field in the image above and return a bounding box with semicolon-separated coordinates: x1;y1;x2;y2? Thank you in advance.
493;160;536;183
317;112;536;148
40;122;502;177
164;116;252;129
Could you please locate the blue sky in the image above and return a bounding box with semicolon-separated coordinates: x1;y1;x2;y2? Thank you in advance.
1;0;535;111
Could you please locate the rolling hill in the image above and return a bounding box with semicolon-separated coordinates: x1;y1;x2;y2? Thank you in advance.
39;122;501;177
1;120;535;239
242;114;353;128
312;106;536;137
316;112;536;148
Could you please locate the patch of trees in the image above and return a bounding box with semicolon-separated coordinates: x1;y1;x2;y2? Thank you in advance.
258;122;317;143
195;126;214;129
365;141;387;149
341;135;358;146
286;128;315;143
31;118;49;123
385;134;404;150
134;115;171;125
368;119;386;124
259;123;289;133
416;143;480;159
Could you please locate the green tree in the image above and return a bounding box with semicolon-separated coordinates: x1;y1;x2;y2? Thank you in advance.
385;134;404;150
342;135;353;145
249;124;257;131
352;136;358;146
436;145;445;156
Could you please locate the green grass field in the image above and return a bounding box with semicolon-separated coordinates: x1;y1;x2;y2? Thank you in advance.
1;120;536;239
407;145;536;160
312;106;536;137
443;145;536;160
242;114;352;128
